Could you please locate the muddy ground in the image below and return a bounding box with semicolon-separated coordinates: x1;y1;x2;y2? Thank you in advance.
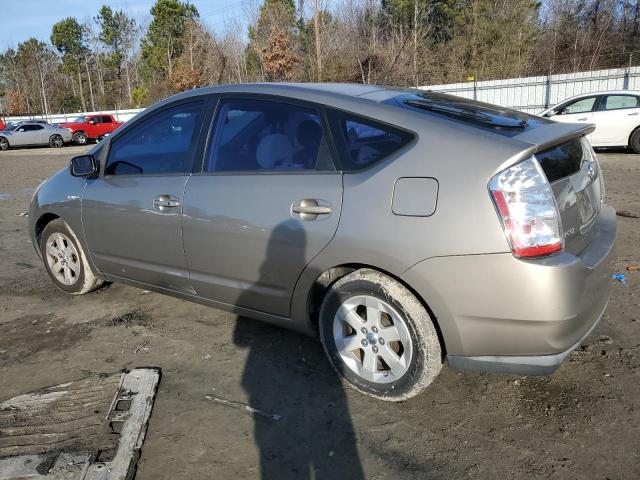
0;146;638;479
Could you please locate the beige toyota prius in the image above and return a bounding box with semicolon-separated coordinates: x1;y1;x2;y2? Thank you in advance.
29;83;616;401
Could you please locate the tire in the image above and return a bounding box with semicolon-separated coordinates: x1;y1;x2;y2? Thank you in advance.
72;132;87;145
319;268;442;401
49;134;63;148
40;219;103;295
629;128;640;154
0;137;8;151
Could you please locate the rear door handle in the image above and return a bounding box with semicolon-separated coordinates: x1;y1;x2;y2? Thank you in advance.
628;112;639;116
291;199;332;220
577;117;589;121
153;194;181;211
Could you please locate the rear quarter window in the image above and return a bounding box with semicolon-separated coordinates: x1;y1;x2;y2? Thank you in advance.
326;109;414;171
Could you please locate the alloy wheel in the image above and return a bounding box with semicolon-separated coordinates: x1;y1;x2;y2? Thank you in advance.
50;135;63;148
45;232;80;286
333;295;413;384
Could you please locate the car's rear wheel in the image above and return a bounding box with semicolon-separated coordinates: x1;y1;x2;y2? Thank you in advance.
40;219;103;294
629;128;640;154
319;268;442;401
73;132;87;145
49;134;63;148
0;137;8;151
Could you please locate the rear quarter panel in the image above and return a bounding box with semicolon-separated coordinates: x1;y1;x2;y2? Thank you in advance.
290;101;533;327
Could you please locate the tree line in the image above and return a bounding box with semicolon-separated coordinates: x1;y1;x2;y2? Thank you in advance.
1;0;639;116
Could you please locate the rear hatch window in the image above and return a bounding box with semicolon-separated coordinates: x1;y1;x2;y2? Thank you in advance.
538;137;603;255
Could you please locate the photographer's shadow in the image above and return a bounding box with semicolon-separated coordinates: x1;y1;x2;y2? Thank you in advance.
233;222;365;480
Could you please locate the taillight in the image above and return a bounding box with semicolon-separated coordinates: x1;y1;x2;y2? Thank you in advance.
489;156;563;258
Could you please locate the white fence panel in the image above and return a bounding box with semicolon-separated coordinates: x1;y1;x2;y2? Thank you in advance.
421;66;640;113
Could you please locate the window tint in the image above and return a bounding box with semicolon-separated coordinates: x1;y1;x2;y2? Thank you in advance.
90;117;100;124
602;95;639;110
105;100;204;176
561;97;596;114
21;124;43;131
101;116;113;123
328;110;414;171
206;99;333;172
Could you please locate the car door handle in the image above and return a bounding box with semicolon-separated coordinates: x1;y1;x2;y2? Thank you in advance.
153;195;181;211
628;112;639;116
291;199;332;220
577;117;589;121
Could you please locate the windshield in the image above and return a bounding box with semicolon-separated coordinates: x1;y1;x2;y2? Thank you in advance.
72;116;87;123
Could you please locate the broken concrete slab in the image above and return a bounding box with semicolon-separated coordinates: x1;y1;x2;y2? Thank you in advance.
0;368;160;480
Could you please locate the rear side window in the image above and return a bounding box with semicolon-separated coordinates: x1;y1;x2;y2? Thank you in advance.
536;138;584;183
327;110;414;171
101;116;113;123
602;95;639;110
105;100;204;175
205;98;334;172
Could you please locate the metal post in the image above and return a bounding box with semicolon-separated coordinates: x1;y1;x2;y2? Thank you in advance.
623;52;633;90
544;73;552;109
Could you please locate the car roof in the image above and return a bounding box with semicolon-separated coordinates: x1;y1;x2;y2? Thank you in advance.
166;82;415;105
559;90;640;102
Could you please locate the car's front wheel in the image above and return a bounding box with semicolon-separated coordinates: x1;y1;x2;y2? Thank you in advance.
40;219;103;294
319;268;442;401
0;137;9;151
72;132;87;145
629;128;640;154
49;134;64;148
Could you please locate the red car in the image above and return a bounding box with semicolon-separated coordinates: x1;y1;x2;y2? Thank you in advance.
60;114;123;145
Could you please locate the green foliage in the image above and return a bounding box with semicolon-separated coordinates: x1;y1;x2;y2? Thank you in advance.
141;0;199;75
96;6;136;66
131;85;149;107
51;17;86;72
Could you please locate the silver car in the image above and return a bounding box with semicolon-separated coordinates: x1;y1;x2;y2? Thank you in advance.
0;121;72;150
29;84;616;401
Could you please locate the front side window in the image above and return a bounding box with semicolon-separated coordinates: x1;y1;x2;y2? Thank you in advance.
561;97;597;115
602;95;639;111
327;110;414;171
205;98;334;172
105;100;204;176
90;117;101;124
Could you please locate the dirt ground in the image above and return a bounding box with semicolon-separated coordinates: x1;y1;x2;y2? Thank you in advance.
0;145;638;480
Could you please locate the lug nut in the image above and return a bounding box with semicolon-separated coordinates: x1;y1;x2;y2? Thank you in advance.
379;338;385;345
361;327;367;334
372;346;378;353
361;339;368;347
372;326;378;333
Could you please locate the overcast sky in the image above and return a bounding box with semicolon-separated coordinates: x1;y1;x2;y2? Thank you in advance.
0;0;251;49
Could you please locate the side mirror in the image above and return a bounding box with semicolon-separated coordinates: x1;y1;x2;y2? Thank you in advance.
18;128;24;132
69;155;98;178
88;120;95;125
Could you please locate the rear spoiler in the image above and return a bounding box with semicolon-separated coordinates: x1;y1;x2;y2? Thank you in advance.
515;121;596;152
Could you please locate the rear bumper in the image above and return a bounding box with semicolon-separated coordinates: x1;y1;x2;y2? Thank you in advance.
446;298;607;375
401;204;616;375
